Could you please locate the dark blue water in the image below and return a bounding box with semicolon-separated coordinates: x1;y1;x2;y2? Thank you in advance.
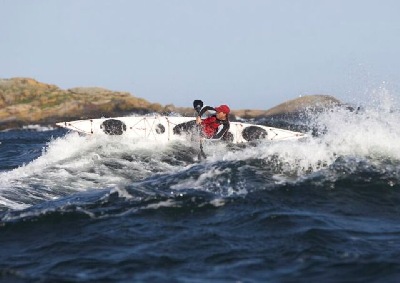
1;106;400;282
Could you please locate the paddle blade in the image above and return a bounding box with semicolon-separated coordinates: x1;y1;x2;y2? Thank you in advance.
193;100;203;113
198;151;207;161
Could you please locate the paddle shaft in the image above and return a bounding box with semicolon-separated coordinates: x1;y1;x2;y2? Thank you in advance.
193;100;207;160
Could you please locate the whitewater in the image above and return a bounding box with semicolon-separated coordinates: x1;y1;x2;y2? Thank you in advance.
0;89;400;282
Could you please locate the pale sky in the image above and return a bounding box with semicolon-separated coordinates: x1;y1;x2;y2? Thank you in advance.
1;0;399;109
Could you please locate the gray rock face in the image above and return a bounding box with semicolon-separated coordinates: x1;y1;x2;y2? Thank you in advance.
264;95;343;118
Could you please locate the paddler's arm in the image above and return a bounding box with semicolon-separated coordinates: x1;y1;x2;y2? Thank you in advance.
196;106;215;125
211;121;230;140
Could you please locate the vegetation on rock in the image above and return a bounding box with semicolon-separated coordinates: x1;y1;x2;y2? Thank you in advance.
0;77;344;130
0;78;192;130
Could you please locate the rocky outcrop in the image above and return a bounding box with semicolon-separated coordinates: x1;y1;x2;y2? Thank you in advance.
0;78;193;130
232;95;346;120
264;95;343;117
0;77;345;130
254;95;350;133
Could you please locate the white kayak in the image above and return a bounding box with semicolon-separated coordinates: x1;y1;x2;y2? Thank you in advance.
56;115;306;144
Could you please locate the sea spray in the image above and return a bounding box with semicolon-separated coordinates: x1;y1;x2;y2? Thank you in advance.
0;132;193;209
2;87;400;210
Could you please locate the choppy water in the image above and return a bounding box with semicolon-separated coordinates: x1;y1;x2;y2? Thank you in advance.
1;95;400;282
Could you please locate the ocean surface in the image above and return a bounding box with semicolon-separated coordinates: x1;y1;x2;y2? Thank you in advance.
1;99;400;282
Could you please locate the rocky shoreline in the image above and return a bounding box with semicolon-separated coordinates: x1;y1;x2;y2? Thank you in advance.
0;78;345;131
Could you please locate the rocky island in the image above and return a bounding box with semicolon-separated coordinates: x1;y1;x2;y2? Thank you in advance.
0;77;345;131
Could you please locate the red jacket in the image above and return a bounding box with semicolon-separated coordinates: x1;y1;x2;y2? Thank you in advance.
202;116;221;138
198;106;230;139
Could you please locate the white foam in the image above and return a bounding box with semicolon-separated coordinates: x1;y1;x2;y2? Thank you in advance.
206;86;400;176
0;132;187;210
2;86;400;210
22;125;55;131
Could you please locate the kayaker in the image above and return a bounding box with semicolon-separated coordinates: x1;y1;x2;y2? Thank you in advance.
195;104;230;140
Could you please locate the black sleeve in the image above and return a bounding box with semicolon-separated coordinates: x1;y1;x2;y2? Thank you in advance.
198;106;216;117
211;120;230;139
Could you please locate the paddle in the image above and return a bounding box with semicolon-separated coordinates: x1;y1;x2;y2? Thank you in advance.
193;100;203;114
193;100;207;160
